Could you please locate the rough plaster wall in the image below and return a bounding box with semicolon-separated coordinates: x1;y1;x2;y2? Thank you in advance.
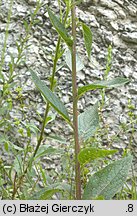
77;0;137;173
0;0;137;172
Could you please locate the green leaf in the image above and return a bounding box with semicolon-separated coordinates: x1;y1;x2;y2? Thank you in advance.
31;71;70;122
96;77;130;87
78;84;107;98
11;143;23;151
82;23;92;60
78;148;118;165
46;135;67;144
25;123;40;134
29;183;70;200
78;77;130;97
94;196;105;200
12;155;23;176
30;188;62;200
47;7;73;47
65;49;84;72
4;142;9;152
44;113;56;125
83;155;133;200
40;189;62;200
78;102;99;141
34;145;60;160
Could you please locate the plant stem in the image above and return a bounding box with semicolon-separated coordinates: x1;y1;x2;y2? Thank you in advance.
11;16;62;200
33;36;61;157
71;1;81;199
33;103;50;157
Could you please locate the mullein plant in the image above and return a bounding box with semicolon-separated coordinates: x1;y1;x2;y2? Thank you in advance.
30;0;133;199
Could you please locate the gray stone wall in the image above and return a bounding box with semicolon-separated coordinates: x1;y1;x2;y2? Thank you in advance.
0;0;137;171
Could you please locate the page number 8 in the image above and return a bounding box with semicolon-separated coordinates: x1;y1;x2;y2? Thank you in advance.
127;204;133;212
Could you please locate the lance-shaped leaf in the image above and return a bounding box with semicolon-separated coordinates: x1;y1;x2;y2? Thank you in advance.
46;135;67;144
78;148;118;165
31;71;70;122
29;183;70;200
82;23;92;60
83;154;133;200
30;188;63;200
34;145;60;160
78;103;99;141
47;7;73;47
65;49;84;72
78;77;130;97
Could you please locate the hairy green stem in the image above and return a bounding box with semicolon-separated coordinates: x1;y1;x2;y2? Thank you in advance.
71;1;81;199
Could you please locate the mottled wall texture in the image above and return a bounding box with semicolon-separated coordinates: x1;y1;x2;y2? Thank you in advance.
0;0;137;172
